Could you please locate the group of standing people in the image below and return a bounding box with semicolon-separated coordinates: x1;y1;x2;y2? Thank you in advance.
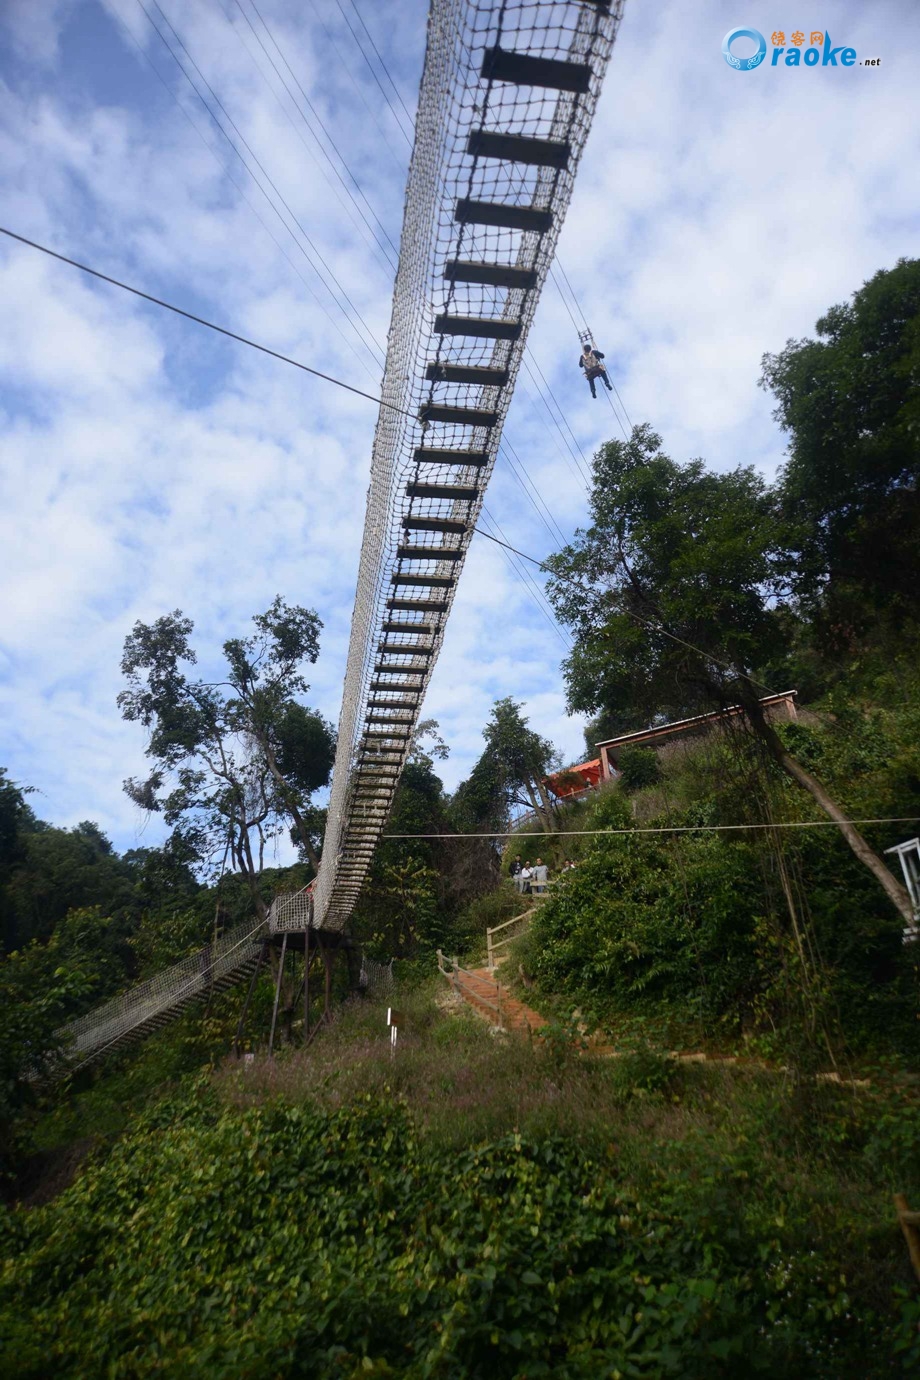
509;855;577;895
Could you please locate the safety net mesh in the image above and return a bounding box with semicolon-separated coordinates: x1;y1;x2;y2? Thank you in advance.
307;0;623;932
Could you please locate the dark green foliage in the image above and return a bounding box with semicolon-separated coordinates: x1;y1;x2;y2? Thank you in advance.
520;707;919;1059
0;1060;915;1378
761;257;920;640
617;745;662;792
545;424;788;729
451;697;557;833
527;795;768;1039
118;597;334;882
2;820;137;952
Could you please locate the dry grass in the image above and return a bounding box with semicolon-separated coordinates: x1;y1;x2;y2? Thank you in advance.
213;981;732;1154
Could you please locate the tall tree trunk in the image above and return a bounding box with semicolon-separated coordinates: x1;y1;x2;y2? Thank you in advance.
239;823;267;924
258;732;321;873
534;773;557;832
523;779;553;834
742;695;914;925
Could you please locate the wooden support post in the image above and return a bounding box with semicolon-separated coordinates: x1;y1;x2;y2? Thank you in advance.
268;933;288;1058
234;940;267;1057
303;929;310;1043
323;940;333;1023
895;1194;920;1284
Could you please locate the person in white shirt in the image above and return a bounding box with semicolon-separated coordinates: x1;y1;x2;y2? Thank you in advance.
520;864;533;895
532;859;549;894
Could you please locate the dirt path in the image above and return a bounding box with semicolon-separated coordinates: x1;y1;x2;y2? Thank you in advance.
454;967;548;1035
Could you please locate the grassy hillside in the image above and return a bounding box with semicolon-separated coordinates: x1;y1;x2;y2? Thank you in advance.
1;986;918;1377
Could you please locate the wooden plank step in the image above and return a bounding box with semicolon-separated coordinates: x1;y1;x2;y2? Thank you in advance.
455;197;553;233
403;517;466;536
444;259;537;290
396;545;462;561
376;643;433;656
381;618;436;631
481;46;591;94
387;597;450;612
390;573;455;587
414;447;488;466
406;483;478;501
434;313;521;340
419;403;498;426
368;682;423;694
425;362;509;386
467;129;571;169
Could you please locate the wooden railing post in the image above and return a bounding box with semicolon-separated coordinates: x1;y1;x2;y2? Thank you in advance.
487;926;494;970
895;1194;920;1284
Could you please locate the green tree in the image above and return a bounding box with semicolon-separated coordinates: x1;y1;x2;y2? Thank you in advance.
545;426;914;925
760;257;920;642
454;698;558;834
2;822;136;951
118;599;335;916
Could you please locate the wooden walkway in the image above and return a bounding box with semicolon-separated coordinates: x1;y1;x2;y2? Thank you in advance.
456;967;548;1035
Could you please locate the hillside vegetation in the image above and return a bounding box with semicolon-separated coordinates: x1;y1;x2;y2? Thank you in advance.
2;990;919;1377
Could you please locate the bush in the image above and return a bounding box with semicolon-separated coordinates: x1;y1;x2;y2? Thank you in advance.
1;1080;913;1378
617;745;662;791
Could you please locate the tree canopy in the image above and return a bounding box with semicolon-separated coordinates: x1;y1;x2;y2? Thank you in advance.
544;426;913;923
118;597;335;905
761;256;920;642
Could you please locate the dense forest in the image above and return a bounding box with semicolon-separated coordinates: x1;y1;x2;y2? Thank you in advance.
1;261;918;1374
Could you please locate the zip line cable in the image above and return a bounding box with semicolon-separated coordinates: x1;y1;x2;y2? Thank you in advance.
134;0;376;381
254;0;591;568
333;0;414;149
138;0;385;373
231;0;401;269
145;0;387;364
304;0;408;175
499;435;569;547
112;8;369;354
553;256;634;435
497;443;569;550
519;361;592;488
0;226;414;416
206;6;575;646
479;508;573;652
227;4;398;275
210;11;574;648
383;818;920;839
549;262;629;439
0;222;577;652
348;0;417;132
131;4;376;381
471;522;781;697
525;349;594;478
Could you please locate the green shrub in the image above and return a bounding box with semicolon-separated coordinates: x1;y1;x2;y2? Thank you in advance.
617;745;662;791
1;1082;912;1378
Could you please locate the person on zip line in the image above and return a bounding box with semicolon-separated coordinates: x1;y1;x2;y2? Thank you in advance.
579;342;614;399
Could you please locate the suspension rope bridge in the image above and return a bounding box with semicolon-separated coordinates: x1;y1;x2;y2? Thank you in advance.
54;0;623;1063
310;0;622;931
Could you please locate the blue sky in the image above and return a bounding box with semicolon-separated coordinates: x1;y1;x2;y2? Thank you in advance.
1;0;917;857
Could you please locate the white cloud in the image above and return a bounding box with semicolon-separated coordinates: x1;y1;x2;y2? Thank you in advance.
0;0;917;853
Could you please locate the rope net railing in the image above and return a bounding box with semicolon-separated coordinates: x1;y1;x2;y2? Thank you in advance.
307;0;623;933
57;918;267;1067
57;890;398;1066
